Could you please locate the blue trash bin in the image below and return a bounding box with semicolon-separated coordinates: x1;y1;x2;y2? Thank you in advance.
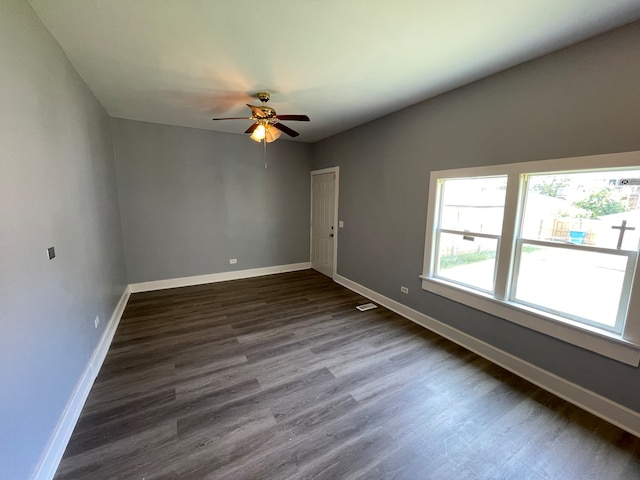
568;230;586;244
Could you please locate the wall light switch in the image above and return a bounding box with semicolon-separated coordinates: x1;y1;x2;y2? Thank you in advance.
339;220;344;228
47;246;56;260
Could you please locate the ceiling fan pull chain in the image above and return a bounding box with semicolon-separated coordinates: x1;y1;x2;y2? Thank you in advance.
263;136;267;169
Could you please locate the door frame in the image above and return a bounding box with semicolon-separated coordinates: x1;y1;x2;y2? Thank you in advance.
310;166;339;279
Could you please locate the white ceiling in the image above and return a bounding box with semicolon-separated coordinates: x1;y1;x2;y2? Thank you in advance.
28;1;640;143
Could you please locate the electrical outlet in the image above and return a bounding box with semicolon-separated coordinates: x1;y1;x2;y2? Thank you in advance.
229;258;237;264
400;286;409;294
94;316;100;328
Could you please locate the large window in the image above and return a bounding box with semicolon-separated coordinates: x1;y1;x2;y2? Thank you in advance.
421;151;640;365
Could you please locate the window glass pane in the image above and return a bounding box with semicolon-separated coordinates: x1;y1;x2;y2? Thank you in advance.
436;232;498;292
513;244;628;329
440;176;507;234
522;170;640;250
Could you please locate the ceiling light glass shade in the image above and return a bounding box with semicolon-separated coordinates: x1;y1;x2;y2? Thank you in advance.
250;124;266;141
265;125;282;143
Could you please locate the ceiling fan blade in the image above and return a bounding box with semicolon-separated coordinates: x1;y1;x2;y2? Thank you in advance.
212;117;252;121
244;123;259;134
275;114;310;122
273;122;300;137
247;104;268;118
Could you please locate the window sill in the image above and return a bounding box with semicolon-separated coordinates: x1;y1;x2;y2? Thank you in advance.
420;276;640;366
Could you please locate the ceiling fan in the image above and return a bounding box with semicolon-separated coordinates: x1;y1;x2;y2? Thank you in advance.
212;92;310;142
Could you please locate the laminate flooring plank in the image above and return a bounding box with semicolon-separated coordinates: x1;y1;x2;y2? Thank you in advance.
98;335;241;378
180;395;361;480
54;421;178;480
295;427;396;480
188;365;428;478
62;388;178;457
210;387;404;480
55;270;640;480
175;348;316;399
176;367;337;439
83;363;177;408
427;391;559;478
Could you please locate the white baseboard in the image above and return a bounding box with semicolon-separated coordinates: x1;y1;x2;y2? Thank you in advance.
334;274;640;438
32;288;131;480
128;262;312;293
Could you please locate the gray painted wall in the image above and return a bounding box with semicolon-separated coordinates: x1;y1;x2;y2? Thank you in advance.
112;119;312;284
0;1;127;478
312;21;640;412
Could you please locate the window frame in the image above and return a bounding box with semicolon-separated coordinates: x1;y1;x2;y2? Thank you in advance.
433;175;507;294
421;151;640;366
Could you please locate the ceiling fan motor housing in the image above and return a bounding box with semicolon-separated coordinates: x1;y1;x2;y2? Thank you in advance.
255;92;277;120
257;106;277;119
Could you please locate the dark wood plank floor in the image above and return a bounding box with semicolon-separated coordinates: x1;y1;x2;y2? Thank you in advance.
55;269;640;479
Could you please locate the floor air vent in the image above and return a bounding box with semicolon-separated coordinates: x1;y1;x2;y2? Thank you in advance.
356;303;377;311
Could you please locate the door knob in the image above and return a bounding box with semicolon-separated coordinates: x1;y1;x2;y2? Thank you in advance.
329;233;334;238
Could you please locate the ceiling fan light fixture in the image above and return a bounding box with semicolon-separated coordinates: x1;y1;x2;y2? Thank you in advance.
250;123;266;141
265;125;281;143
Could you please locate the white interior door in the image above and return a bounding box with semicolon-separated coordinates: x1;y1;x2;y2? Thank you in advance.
311;172;336;277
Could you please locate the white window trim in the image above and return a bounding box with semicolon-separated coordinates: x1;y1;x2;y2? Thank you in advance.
421;151;640;366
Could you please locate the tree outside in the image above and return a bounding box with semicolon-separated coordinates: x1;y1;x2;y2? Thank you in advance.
573;188;626;219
